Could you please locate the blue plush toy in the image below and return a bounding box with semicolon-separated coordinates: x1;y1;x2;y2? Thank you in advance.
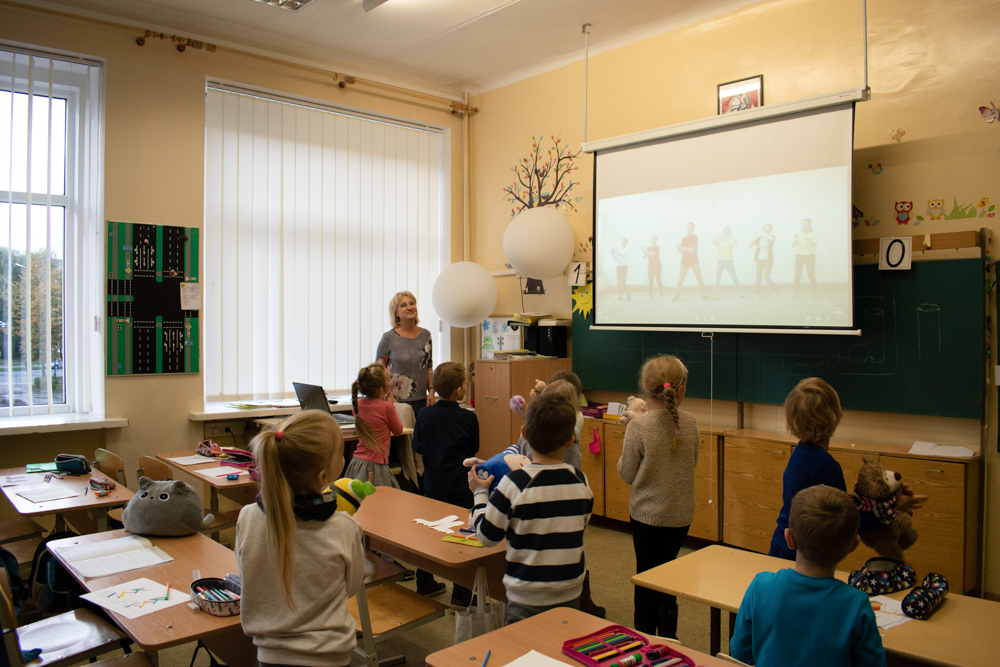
464;444;532;493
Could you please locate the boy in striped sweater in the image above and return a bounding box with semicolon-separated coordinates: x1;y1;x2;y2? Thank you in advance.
470;392;594;625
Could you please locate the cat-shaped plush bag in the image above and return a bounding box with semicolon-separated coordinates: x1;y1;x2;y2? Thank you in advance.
122;476;214;536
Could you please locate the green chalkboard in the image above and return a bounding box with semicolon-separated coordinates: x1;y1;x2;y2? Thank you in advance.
572;258;984;419
738;259;984;419
572;310;739;400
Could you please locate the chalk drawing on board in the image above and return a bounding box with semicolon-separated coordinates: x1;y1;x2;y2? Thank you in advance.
785;297;897;376
916;304;941;360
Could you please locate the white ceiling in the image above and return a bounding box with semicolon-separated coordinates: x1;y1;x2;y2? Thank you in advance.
30;0;764;97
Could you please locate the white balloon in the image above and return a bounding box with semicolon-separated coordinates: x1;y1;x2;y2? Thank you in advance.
432;261;498;328
503;207;575;280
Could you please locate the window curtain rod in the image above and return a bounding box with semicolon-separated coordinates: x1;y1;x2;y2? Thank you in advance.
1;0;479;115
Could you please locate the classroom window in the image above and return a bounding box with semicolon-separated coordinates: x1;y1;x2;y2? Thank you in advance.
0;46;104;418
204;83;449;401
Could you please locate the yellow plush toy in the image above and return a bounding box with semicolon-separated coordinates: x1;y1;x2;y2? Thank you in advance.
328;478;377;517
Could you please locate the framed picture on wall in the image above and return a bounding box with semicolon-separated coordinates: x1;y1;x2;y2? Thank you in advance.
718;75;763;115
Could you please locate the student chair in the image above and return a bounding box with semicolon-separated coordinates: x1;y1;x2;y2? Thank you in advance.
134;456;240;537
64;448;128;534
0;566;151;667
0;518;46;576
716;653;750;666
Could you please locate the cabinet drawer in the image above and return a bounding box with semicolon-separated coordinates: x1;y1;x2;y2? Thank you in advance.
581;418;605;517
723;438;789;553
603;424;631;522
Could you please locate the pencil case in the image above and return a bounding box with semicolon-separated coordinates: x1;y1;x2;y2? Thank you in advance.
902;573;948;620
191;577;241;617
89;477;117;491
562;625;693;667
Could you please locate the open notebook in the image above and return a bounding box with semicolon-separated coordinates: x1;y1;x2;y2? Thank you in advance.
51;535;173;579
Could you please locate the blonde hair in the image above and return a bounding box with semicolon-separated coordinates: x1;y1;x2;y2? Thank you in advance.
352;363;391;456
638;355;688;441
789;484;859;568
549;370;583;404
251;410;344;608
389;291;419;327
785;377;843;445
542;379;580;412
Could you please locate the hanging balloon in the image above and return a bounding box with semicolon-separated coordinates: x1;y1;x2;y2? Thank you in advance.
503;206;575;280
432;261;498;328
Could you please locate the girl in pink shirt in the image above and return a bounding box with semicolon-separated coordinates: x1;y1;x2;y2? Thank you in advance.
344;363;404;488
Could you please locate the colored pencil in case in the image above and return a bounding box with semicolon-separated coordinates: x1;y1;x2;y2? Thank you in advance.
571;631;616;648
197;586;223;602
591;650;620;661
616;641;644;653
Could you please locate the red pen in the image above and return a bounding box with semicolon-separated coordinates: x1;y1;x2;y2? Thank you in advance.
165;582;171;600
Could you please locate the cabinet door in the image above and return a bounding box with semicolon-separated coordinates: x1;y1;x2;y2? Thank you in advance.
879;456;968;590
723;437;789;553
690;434;721;541
581;418;605;516
474;362;511;460
603;424;632;522
508;360;574;443
830;450;878;573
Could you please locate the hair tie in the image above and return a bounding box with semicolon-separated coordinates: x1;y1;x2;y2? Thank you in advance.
675;429;680;435
663;382;671;388
275;430;283;442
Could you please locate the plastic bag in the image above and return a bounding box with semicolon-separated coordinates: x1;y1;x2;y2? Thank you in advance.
454;565;501;644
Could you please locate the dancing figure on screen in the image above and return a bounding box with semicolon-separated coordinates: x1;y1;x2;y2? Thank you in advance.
792;219;819;298
610;237;631;302
751;224;778;300
672;222;708;301
642;235;664;300
712;226;745;300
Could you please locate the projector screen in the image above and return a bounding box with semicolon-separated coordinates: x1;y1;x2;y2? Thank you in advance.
593;103;856;332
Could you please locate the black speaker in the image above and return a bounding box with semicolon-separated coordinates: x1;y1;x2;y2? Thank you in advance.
523;324;567;358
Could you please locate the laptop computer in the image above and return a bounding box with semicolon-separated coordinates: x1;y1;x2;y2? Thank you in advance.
292;382;354;423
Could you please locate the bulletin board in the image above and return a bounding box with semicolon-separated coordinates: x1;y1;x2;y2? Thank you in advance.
106;221;200;376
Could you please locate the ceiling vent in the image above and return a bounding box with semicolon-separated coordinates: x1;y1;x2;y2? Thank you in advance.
249;0;316;11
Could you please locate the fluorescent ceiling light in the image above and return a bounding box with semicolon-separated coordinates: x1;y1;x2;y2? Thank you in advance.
363;0;391;11
248;0;316;11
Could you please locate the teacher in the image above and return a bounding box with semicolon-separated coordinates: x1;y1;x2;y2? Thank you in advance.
377;291;435;419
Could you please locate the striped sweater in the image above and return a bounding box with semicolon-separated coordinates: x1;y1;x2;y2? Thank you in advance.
472;463;594;606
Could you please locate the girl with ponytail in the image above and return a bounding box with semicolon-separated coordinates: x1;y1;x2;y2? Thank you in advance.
344;363;404;488
235;410;365;667
617;355;699;640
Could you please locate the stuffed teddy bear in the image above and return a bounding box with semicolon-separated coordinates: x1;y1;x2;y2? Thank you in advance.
122;476;214;536
528;379;547;401
464;444;532;493
618;396;647;425
328;477;376;517
850;455;918;561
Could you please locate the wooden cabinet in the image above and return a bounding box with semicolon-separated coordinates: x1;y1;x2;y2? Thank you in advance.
723;436;791;553
691;433;721;542
473;358;573;460
603;423;631;522
581;418;605;517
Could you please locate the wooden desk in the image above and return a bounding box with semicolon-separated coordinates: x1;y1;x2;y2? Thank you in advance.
353;486;508;601
252;417;413;442
47;529;253;664
632;544;1000;666
0;467;135;532
155;451;257;535
427;607;731;667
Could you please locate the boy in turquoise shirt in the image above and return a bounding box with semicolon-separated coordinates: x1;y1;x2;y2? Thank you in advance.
731;484;886;667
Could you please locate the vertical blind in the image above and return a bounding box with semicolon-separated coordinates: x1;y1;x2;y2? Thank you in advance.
0;46;103;417
204;85;447;401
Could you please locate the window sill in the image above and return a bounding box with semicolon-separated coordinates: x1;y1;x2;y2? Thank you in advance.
190;398;353;422
0;414;129;436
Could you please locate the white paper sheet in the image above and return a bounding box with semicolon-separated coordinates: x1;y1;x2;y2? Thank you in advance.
179;282;201;310
871;596;911;630
81;577;190;619
504;650;572;667
607;402;626;416
165;455;216;466
0;473;47;486
69;547;173;579
55;535;152;564
16;484;82;503
909;441;975;458
193;466;249;480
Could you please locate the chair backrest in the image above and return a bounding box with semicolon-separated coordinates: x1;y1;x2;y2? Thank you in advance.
136;456;172;482
0;567;16;630
95;448;126;486
716;653;750;666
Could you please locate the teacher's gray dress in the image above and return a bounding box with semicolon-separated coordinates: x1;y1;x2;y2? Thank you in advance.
376;328;432;413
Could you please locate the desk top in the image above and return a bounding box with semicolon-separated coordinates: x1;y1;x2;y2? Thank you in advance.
251;418;414;442
353;486;505;569
724;429;981;462
427;608;730;667
155;451;257;490
632;544;1000;667
48;529;242;651
0;467;135;517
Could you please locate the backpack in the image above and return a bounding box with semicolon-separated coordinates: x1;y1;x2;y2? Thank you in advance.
0;545;23;615
27;531;84;614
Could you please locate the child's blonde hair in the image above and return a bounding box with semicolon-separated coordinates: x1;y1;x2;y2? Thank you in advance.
548;370;583;407
542;379;580;412
638;355;688;439
252;410;344;607
789;484;859;568
784;377;842;445
352;363;391;456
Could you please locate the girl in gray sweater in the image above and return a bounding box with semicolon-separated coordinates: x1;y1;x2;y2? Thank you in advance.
618;355;699;640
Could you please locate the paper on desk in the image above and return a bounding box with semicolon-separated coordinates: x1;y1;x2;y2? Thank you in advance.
81;577;189;619
0;473;47;486
909;441;975;458
68;547;173;579
505;650;572;667
179;282;201;310
165;455;216;466
414;515;464;534
16;483;82;503
871;596;911;630
193;466;249;480
607;402;626;416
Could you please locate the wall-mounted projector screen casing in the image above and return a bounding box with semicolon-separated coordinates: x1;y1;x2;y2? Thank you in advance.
593;102;856;332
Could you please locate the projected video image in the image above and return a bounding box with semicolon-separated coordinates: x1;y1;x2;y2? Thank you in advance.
595;166;852;329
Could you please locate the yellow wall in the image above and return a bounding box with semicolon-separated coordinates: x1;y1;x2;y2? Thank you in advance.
470;0;1000;594
0;3;467;516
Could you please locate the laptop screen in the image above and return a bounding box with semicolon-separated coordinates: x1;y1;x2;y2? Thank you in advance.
292;382;332;413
